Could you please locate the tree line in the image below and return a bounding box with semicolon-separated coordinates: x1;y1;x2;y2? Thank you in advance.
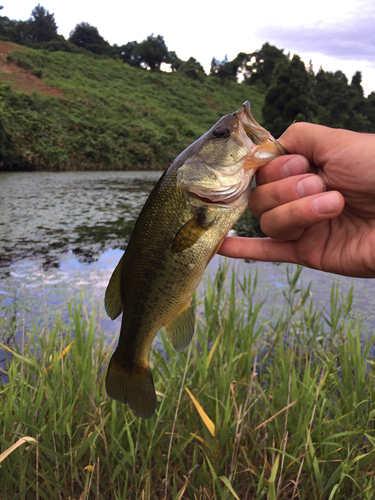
0;5;206;78
1;4;375;135
211;44;375;136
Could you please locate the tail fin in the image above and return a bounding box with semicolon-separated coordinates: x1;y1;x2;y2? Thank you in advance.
105;352;156;419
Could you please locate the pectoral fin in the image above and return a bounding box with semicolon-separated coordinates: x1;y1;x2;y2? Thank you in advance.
164;300;195;352
104;252;125;320
171;209;214;253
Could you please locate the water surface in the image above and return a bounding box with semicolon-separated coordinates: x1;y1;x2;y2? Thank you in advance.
0;171;162;270
1;171;375;355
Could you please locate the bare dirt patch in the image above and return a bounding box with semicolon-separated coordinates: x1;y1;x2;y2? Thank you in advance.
0;41;64;97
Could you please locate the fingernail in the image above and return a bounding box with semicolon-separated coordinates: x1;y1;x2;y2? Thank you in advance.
296;176;325;198
282;157;309;177
312;192;340;215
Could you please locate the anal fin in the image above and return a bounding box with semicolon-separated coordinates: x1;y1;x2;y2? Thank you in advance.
164;300;195;352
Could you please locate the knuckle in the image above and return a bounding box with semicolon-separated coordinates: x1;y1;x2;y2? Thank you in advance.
289;202;303;223
248;190;262;217
273;183;287;205
260;211;281;239
287;122;309;135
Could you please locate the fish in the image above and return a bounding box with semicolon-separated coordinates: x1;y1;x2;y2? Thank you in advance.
104;101;286;419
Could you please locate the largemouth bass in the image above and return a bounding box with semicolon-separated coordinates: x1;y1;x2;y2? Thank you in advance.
105;101;286;418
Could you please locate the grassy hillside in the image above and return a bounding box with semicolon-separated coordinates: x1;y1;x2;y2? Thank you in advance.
0;43;264;171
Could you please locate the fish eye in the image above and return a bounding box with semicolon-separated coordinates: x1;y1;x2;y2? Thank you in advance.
213;126;230;139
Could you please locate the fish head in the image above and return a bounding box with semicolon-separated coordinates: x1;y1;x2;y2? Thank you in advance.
177;101;287;207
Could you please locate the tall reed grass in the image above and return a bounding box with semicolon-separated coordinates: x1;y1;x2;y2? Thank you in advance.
1;264;374;499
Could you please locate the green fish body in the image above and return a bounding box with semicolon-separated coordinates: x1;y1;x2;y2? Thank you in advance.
104;101;286;418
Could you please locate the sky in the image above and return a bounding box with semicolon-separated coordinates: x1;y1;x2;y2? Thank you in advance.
2;0;375;95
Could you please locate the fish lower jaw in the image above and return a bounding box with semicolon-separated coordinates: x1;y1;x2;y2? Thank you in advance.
193;194;228;206
187;170;253;207
189;188;250;209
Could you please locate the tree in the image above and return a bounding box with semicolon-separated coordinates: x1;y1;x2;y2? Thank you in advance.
27;4;58;43
210;52;249;81
350;71;367;117
0;5;5;36
179;57;205;79
312;69;371;130
245;43;288;89
262;55;315;137
0;5;73;50
167;51;182;71
351;71;364;94
0;4;58;44
364;92;375;130
115;35;171;71
0;15;28;44
114;41;142;67
0;9;15;41
69;23;111;55
136;34;169;71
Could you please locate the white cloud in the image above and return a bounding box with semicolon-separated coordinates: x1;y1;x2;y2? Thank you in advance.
260;13;375;61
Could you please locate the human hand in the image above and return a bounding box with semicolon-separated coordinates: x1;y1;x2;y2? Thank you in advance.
219;122;375;278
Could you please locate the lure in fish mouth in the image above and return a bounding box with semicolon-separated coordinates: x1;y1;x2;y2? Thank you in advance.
104;101;287;419
177;100;286;207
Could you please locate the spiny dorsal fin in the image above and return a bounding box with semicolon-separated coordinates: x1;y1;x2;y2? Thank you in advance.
171;209;213;254
104;252;125;320
164;300;195;352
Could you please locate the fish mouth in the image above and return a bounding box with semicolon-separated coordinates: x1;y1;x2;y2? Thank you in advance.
236;101;287;158
177;101;285;206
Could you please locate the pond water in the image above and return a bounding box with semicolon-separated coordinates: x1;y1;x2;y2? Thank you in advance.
1;171;375;365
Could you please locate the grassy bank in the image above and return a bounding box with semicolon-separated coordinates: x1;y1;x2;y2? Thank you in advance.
0;44;263;171
1;265;375;499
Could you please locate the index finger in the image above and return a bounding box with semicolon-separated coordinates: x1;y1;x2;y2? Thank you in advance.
256;154;310;185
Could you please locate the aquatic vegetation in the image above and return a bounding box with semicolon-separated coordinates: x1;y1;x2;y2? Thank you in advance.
1;265;375;499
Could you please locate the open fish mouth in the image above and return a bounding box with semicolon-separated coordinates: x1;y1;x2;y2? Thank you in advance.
177;101;285;207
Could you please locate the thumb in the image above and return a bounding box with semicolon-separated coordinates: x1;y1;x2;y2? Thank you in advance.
278;122;353;166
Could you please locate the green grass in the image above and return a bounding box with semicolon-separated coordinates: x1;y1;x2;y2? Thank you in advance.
0;46;264;171
1;264;375;499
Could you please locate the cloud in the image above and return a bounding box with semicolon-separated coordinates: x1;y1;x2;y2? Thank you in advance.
259;12;375;62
